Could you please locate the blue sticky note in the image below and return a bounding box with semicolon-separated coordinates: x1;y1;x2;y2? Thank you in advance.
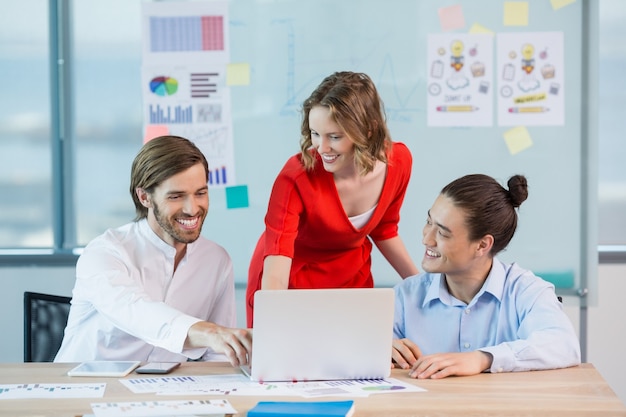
225;185;249;209
536;270;575;289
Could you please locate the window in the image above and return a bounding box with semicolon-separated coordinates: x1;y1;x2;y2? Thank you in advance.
0;0;143;253
598;0;626;247
0;0;624;261
0;1;52;248
72;0;143;245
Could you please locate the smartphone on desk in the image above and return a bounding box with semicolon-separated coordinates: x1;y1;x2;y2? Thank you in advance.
135;362;181;374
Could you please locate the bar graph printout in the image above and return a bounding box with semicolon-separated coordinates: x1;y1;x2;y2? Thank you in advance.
141;1;236;187
0;383;105;399
119;373;426;398
91;399;237;417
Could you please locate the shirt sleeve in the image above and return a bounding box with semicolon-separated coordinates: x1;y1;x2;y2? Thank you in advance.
200;255;237;361
75;243;203;356
393;284;408;339
204;254;236;327
479;284;581;373
262;160;305;258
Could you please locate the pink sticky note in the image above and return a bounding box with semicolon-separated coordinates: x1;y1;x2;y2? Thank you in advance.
143;125;170;144
438;4;466;32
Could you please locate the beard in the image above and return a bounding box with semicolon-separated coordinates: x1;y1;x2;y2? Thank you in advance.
152;201;206;244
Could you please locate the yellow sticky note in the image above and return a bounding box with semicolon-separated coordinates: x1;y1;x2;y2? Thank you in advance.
550;0;576;10
468;23;494;35
438;4;466;32
143;125;169;144
227;63;250;86
503;126;533;155
503;2;529;26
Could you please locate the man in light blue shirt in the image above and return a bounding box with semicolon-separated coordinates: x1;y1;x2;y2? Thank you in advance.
392;174;581;379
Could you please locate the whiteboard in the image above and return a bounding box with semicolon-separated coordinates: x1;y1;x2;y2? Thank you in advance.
199;0;593;296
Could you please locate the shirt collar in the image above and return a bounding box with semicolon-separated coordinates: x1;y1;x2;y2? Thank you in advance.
479;258;506;302
423;274;448;306
137;218;179;259
422;258;507;307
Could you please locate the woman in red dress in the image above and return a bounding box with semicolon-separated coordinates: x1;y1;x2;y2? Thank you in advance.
246;71;418;326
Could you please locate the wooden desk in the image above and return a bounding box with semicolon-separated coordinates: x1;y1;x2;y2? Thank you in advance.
0;362;624;417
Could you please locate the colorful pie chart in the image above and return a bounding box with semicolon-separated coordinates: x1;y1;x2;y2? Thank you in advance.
150;76;178;96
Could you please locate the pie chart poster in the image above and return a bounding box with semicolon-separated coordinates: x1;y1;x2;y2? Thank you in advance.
141;66;236;188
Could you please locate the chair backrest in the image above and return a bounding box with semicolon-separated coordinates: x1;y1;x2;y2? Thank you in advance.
24;291;72;362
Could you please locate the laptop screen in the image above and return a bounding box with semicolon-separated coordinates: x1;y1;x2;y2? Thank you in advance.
246;288;395;382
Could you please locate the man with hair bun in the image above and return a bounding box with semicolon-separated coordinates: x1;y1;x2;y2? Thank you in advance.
392;174;581;379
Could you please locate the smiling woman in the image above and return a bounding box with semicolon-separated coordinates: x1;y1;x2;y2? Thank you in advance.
245;71;419;327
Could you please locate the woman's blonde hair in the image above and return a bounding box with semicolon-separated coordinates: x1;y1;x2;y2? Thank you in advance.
299;71;392;174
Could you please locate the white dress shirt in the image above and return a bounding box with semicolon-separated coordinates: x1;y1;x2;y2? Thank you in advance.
55;219;236;363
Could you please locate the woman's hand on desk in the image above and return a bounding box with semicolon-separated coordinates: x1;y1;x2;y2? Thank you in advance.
408;351;493;379
186;322;252;367
392;338;423;369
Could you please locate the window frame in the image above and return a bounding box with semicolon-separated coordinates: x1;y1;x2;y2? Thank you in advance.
0;0;624;268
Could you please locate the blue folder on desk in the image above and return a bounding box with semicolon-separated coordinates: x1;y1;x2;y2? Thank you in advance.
247;400;355;417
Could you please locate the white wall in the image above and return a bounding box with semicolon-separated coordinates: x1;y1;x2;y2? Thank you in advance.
1;263;624;405
587;263;626;404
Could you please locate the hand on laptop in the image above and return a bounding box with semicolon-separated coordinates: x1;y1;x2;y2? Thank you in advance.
186;322;252;367
391;338;422;370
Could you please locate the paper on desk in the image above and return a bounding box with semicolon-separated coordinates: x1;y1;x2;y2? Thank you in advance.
91;398;236;417
0;383;106;399
271;378;427;398
120;374;425;398
120;373;250;395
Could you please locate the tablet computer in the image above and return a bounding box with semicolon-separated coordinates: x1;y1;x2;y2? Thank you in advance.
67;361;141;377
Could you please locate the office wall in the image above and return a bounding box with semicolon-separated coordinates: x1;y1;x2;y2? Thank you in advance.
184;0;596;300
586;263;626;404
1;264;624;405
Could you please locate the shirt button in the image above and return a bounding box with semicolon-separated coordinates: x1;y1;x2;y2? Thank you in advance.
497;367;504;373
464;343;470;349
465;309;471;314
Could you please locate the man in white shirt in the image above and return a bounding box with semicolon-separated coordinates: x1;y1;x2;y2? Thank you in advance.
55;135;251;367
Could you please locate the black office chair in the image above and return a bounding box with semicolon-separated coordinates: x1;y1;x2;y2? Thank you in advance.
24;291;72;362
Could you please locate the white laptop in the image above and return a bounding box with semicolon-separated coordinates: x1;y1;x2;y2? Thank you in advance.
241;288;395;382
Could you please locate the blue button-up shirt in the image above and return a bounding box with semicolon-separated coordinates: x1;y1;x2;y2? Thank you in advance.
393;258;581;373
